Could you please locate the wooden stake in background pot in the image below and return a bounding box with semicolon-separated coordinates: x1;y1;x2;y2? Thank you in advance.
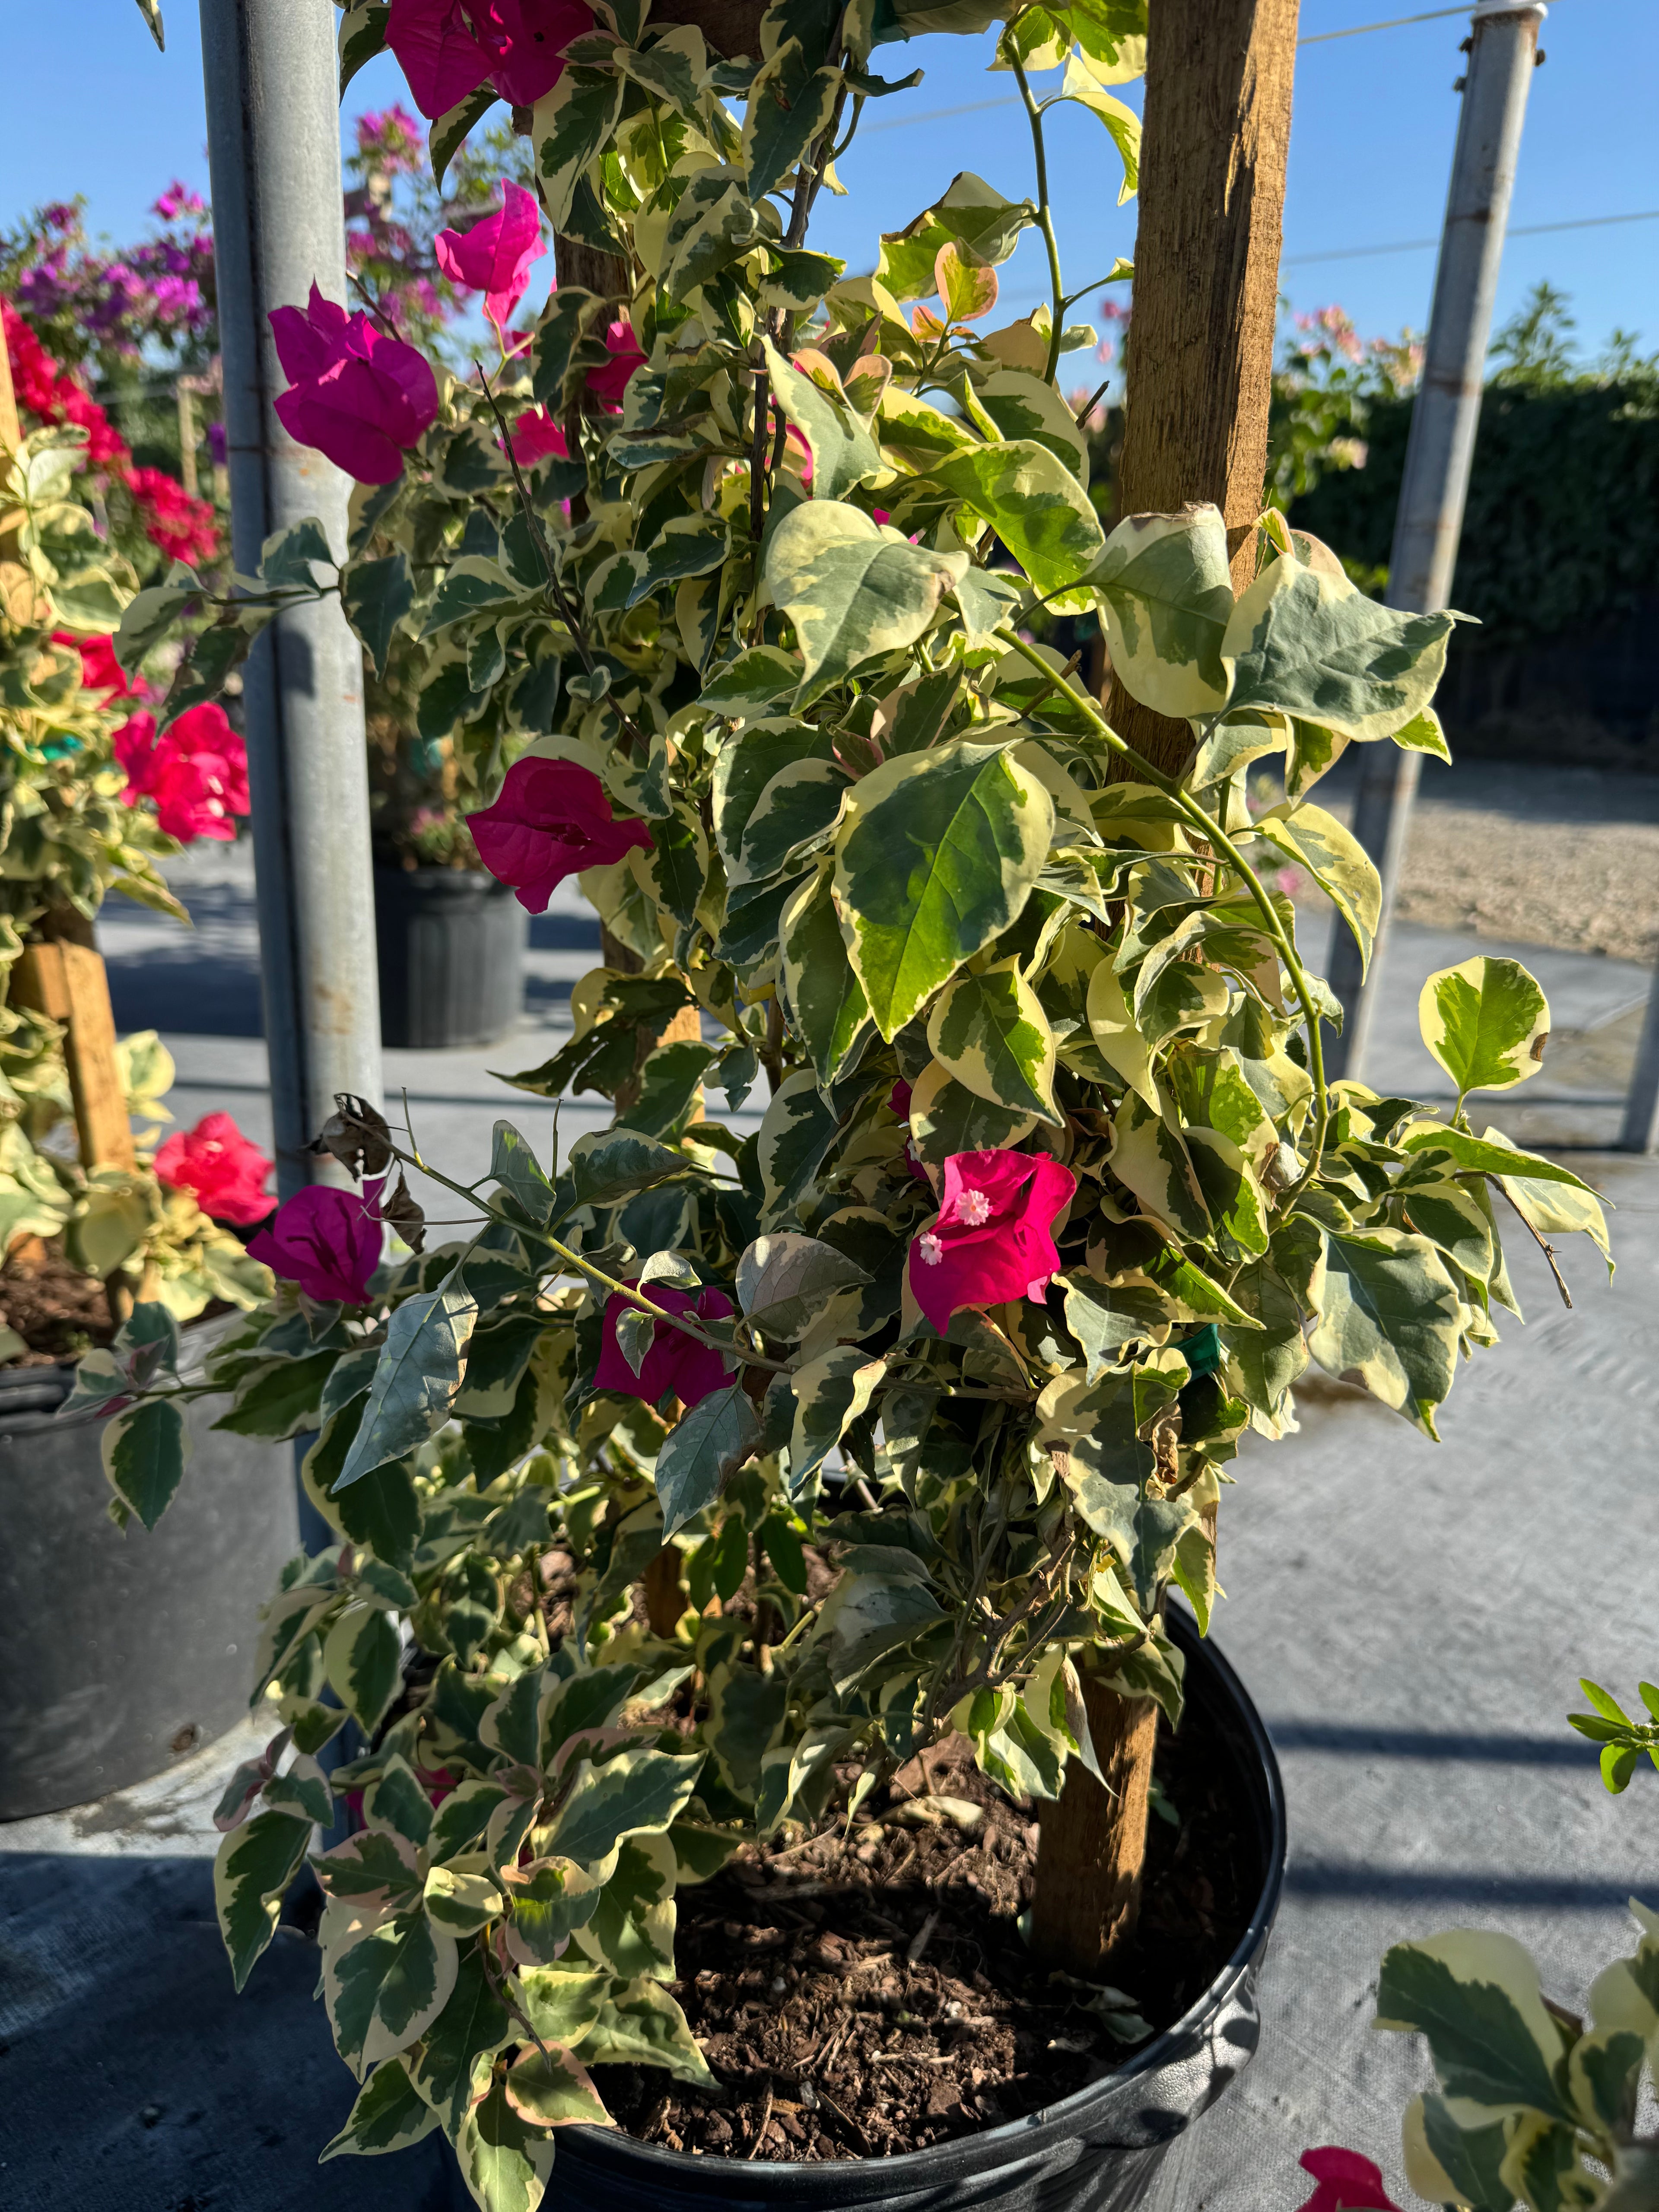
1032;0;1300;1974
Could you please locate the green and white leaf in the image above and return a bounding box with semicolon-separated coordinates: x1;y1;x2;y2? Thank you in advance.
833;737;1055;1039
1418;957;1550;1099
764;503;967;707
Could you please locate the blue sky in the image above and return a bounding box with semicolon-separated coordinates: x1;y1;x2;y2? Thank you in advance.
3;0;1653;367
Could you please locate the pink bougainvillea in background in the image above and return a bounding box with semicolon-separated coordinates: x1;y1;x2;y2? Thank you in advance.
508;407;568;467
584;315;645;410
907;1148;1077;1335
466;756;652;914
155;1112;274;1226
1294;2149;1405;2212
114;702;250;844
269;283;439;483
52;631;132;701
387;0;595;120
2;302;220;564
247;1183;384;1305
124;465;220;567
435;181;546;337
594;1281;734;1410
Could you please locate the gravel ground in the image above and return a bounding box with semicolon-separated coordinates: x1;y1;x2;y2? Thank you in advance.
1315;756;1659;967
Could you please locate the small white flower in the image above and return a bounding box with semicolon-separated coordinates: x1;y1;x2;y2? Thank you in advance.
957;1187;991;1226
918;1230;944;1266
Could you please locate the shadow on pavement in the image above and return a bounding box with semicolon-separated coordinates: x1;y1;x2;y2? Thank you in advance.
0;1852;457;2210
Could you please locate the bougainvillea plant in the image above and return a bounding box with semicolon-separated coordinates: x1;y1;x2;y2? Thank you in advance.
0;419;264;1323
97;0;1613;2201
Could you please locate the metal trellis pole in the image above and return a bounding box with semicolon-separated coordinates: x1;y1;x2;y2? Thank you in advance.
197;0;383;1199
1323;0;1546;1084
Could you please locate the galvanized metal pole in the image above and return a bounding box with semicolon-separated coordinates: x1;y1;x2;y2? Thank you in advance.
198;0;382;1198
1618;977;1659;1150
1324;0;1546;1083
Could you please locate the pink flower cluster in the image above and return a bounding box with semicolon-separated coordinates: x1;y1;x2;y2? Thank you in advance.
435;181;545;339
155;1111;273;1226
595;1281;735;1409
1;301;220;563
269;283;439;483
386;0;596;121
907;1148;1076;1336
248;1182;387;1306
467;756;652;914
114;701;250;844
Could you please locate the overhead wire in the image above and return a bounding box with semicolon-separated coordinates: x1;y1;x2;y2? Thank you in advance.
858;0;1583;137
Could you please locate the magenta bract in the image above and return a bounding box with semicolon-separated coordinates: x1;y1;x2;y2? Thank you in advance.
907;1148;1077;1335
154;1112;274;1227
269;282;439;483
584;315;646;411
387;0;595;121
1294;2148;1405;2212
435;181;546;333
594;1281;735;1410
114;702;250;845
508;406;569;466
466;757;653;915
247;1183;384;1305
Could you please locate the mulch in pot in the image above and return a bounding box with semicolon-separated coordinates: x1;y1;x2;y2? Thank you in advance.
0;1236;118;1364
592;1697;1253;2163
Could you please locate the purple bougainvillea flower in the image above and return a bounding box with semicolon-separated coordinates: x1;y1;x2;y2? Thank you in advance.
1294;2149;1405;2212
594;1281;735;1409
907;1148;1076;1335
435;181;546;333
268;283;439;483
387;0;595;121
466;757;653;914
247;1182;384;1305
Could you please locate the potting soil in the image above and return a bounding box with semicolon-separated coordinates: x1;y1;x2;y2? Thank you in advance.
592;1701;1255;2161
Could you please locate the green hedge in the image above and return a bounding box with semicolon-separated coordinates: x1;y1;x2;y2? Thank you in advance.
1286;380;1659;647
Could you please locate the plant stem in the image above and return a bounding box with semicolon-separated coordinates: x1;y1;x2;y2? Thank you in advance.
992;626;1333;1179
1009;53;1066;384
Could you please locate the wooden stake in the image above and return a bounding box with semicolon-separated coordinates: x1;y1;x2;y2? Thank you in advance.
1030;1670;1160;1972
1106;0;1301;779
1033;2;1297;1967
10;914;137;1173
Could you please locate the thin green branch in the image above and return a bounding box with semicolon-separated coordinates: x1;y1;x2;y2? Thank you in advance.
1008;51;1066;384
992;626;1333;1180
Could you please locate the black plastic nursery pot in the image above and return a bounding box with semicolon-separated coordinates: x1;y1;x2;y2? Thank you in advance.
374;863;524;1049
0;1318;300;1820
516;1613;1287;2212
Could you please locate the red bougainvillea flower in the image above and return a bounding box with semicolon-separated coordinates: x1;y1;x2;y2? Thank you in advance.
114;702;250;844
387;0;595;120
1295;2150;1404;2212
247;1182;384;1305
594;1281;734;1409
53;631;130;700
466;756;652;914
507;406;568;467
907;1148;1077;1335
125;463;220;565
154;1111;275;1227
584;315;646;410
435;181;546;334
269;283;439;483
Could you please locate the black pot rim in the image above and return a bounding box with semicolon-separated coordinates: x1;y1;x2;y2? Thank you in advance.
0;1310;234;1434
561;1606;1287;2191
